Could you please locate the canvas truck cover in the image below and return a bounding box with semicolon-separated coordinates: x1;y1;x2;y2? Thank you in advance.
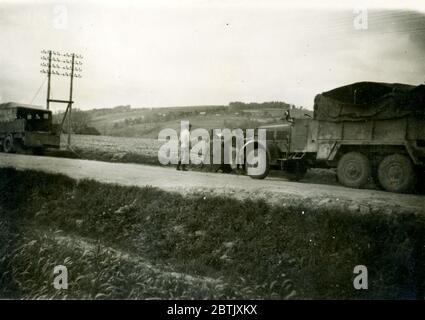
313;82;425;121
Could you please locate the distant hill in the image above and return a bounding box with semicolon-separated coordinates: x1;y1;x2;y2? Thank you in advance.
54;102;313;138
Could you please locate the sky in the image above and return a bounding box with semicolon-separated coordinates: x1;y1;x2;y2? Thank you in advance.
0;0;424;111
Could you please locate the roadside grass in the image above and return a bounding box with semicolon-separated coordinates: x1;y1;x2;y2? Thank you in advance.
0;226;256;299
0;168;424;299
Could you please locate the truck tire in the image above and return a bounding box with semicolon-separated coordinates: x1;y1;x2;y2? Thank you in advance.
337;152;370;188
245;147;270;179
377;154;415;193
3;135;15;153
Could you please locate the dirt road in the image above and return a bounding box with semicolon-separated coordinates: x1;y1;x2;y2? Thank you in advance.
1;153;424;213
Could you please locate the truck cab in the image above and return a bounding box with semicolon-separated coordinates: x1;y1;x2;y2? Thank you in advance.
0;102;60;153
257;119;318;180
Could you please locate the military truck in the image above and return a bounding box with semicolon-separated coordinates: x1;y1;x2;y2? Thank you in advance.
0;102;60;153
242;82;425;193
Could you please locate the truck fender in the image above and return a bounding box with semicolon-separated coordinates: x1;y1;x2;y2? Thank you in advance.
327;142;341;161
315;141;339;160
404;141;421;165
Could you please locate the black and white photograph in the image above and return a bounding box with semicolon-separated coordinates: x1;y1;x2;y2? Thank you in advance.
0;0;425;310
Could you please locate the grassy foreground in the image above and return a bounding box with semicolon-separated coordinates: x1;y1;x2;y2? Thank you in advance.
0;168;424;299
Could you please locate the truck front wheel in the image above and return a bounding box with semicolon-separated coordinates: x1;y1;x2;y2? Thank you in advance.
377;154;415;193
3;135;15;153
245;148;270;179
337;152;370;188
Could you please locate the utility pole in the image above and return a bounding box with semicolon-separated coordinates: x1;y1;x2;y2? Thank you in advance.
40;50;83;148
67;54;75;146
46;50;52;110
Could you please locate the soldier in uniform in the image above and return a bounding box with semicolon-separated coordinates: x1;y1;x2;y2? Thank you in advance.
177;123;192;171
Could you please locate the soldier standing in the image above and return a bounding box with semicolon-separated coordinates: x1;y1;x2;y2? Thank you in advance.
177;123;192;171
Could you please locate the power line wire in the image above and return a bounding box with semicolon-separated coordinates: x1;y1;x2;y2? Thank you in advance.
30;76;48;104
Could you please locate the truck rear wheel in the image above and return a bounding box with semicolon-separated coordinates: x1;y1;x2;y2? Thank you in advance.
3;135;15;153
337;152;370;188
377;154;415;193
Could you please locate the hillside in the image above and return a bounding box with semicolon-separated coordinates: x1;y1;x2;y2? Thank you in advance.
55;102;313;138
